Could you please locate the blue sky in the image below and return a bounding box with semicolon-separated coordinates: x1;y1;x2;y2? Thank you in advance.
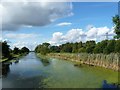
1;2;118;50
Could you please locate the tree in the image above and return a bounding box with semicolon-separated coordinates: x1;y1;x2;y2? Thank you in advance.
103;40;115;54
1;41;11;58
72;42;78;53
13;47;20;54
21;47;29;53
50;46;60;53
78;47;86;53
60;43;73;53
42;43;50;48
34;43;50;55
94;40;108;53
112;15;120;39
85;41;96;53
115;40;120;53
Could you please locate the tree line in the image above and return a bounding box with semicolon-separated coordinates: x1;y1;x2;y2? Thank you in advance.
35;39;120;55
0;41;29;60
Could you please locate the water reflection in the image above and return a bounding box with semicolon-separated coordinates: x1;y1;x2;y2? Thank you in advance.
14;60;19;64
2;63;10;77
40;58;50;66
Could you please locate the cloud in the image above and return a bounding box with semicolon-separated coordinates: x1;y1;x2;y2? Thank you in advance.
2;33;42;50
86;26;115;41
11;41;39;50
4;33;40;39
57;22;72;26
49;26;115;45
49;28;86;45
1;0;73;31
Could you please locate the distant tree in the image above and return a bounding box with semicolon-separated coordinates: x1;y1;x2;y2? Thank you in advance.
40;46;50;55
50;46;60;53
35;39;120;54
115;40;120;53
21;47;29;53
61;43;73;53
77;42;83;48
13;47;20;54
1;41;11;58
78;47;86;53
85;41;96;53
72;42;78;53
42;43;50;48
103;40;115;54
34;43;50;55
94;40;108;53
112;15;120;39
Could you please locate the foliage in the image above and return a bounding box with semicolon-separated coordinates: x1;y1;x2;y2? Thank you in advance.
1;41;11;58
115;40;120;53
93;40;108;53
50;46;60;53
13;47;20;54
1;41;30;59
35;43;50;55
21;47;30;53
85;41;96;53
112;15;120;39
60;43;73;53
35;40;120;55
103;40;115;54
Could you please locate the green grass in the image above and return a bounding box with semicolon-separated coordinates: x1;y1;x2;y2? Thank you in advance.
0;53;28;63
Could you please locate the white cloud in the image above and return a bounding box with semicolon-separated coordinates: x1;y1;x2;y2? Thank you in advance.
57;22;72;26
1;0;73;31
4;33;40;39
11;41;39;50
86;26;115;41
49;26;115;45
2;33;42;50
49;28;86;45
9;40;41;51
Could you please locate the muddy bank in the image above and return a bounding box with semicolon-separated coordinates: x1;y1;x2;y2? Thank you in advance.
47;53;120;71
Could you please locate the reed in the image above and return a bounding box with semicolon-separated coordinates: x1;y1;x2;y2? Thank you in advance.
47;53;120;71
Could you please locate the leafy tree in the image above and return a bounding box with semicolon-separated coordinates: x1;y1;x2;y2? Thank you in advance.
113;15;120;39
78;47;86;53
78;42;83;48
42;43;50;48
40;46;50;55
94;40;108;53
13;47;20;54
85;41;96;53
115;40;120;53
21;47;29;53
72;42;78;53
60;43;73;53
1;41;11;58
50;46;60;53
103;40;115;54
35;43;50;55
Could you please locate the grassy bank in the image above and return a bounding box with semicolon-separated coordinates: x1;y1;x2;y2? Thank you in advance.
0;53;28;63
46;53;120;71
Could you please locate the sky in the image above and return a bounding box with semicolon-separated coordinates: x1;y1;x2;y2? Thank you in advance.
0;0;119;50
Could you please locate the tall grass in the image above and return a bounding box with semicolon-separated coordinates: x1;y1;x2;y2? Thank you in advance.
48;53;120;71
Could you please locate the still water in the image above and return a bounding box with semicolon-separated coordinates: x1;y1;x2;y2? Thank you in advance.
1;52;118;88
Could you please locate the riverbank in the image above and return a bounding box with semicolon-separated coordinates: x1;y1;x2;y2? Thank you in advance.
0;53;29;63
45;53;120;71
